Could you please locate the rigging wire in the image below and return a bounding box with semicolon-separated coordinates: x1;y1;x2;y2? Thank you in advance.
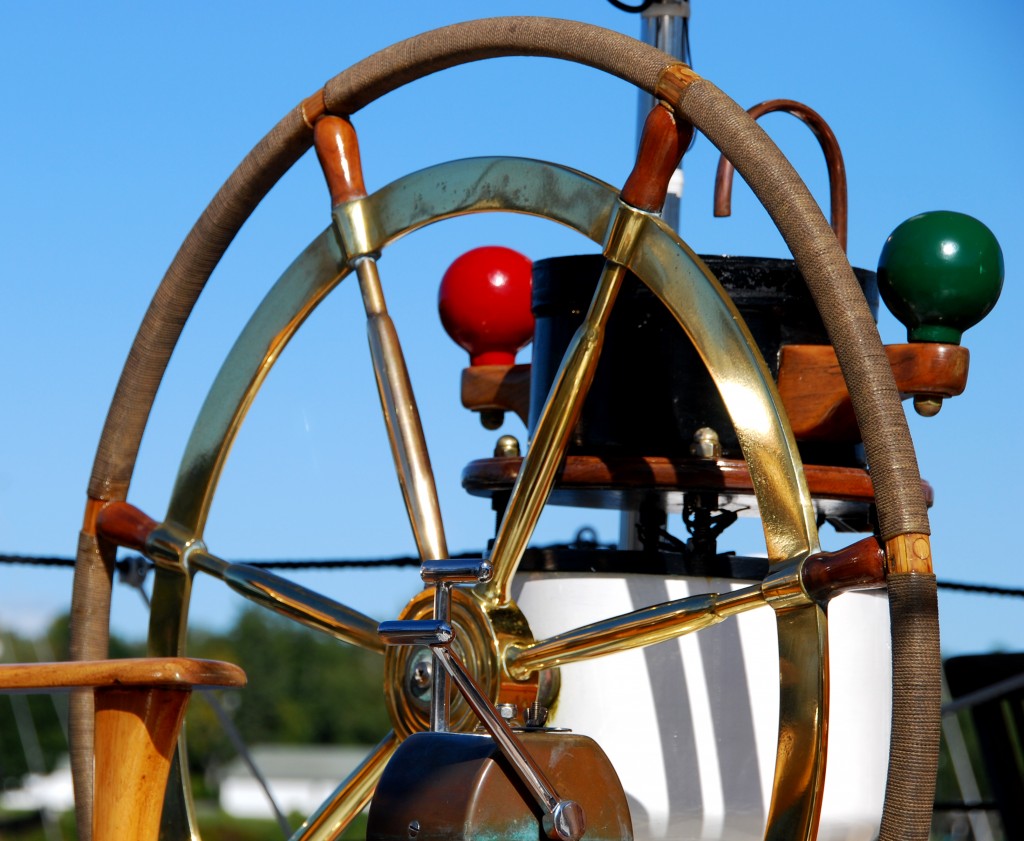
108;555;293;835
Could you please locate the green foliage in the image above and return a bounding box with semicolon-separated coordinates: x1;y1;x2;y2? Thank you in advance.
935;710;993;804
0;808;77;840
0;607;388;787
184;606;389;775
0;692;67;779
0;616;145;782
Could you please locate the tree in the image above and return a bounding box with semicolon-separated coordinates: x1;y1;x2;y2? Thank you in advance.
0;616;143;784
184;606;390;775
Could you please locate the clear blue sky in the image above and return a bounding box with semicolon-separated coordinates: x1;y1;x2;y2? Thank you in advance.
0;1;1020;655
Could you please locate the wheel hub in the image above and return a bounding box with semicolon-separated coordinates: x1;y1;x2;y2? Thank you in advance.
383;586;551;737
404;648;434;711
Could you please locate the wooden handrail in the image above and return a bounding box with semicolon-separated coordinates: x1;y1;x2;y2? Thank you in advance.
0;658;245;841
0;657;244;691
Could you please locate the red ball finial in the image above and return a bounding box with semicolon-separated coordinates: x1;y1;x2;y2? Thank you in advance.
439;246;534;366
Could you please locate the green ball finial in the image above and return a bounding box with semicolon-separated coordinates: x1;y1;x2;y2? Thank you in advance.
877;210;1003;344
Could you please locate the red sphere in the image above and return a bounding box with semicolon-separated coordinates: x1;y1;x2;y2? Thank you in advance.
438;246;534;366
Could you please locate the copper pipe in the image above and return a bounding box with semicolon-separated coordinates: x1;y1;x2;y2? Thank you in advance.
713;99;848;252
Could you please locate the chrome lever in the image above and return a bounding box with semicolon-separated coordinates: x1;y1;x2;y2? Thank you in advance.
377;558;586;841
422;558;492;732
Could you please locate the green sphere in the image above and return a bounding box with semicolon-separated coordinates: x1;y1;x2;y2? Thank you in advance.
877;210;1003;343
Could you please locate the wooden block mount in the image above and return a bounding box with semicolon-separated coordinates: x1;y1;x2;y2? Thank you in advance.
459;343;969;443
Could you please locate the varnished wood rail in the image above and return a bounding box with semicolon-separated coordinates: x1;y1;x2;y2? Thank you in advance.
0;658;245;841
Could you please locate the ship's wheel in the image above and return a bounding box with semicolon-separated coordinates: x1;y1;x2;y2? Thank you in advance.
69;17;947;841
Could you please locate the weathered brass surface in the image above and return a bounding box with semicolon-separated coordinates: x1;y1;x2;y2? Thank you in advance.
331;157;618;254
291;732;398;841
149;156;825;840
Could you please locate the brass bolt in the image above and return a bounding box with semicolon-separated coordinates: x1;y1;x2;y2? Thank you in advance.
913;395;943;417
690;427;722;459
494;435;521;458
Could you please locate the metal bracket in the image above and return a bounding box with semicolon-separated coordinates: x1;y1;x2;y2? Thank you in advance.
642;1;691;18
144;521;205;573
378;559;586;841
330;197;380;265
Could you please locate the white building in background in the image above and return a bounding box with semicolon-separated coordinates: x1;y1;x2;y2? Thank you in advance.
218;744;373;819
0;754;74;812
0;744;374;820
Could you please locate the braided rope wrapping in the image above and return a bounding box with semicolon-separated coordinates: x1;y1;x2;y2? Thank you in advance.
879;574;942;841
70;17;937;841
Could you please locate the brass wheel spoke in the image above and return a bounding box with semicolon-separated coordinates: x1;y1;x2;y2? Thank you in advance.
190;549;385;653
484;260;626;605
484;104;693;606
141;153;827;839
354;255;448;562
506;581;767;677
291;731;399;841
316;116;448;563
164;160;619;547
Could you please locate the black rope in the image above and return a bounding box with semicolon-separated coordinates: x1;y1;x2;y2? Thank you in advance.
936;580;1024;598
0;554;76;568
0;552;457;571
2;552;1023;598
245;553;478;570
